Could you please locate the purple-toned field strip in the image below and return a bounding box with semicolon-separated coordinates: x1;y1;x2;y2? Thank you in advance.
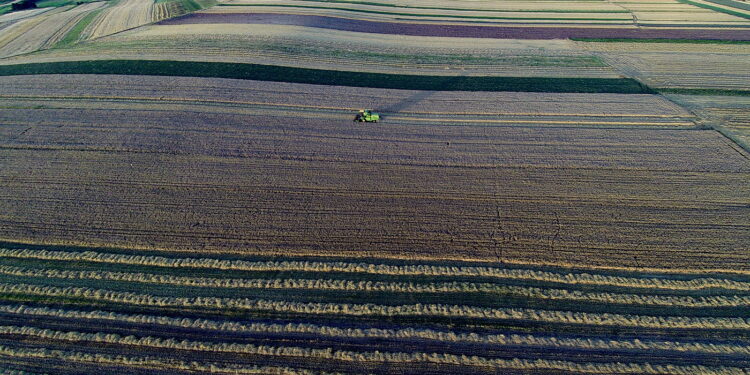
159;13;750;40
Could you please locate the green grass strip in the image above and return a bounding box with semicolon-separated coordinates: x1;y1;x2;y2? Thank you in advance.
0;60;654;93
218;4;633;21
704;0;750;11
35;0;74;7
54;8;103;47
0;3;11;14
259;0;632;14
35;0;106;7
658;88;750;96
571;37;750;44
183;0;203;11
676;0;750;20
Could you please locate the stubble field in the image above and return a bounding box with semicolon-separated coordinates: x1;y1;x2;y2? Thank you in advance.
0;75;749;374
1;0;750;373
1;75;747;270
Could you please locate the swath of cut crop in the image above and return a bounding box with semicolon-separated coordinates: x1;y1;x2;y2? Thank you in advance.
3;248;750;291
0;345;338;375
2;265;749;308
2;283;750;329
2;304;749;356
0;331;746;375
0;369;46;375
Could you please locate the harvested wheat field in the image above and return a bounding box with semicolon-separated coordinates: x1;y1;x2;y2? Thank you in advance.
668;93;750;149
80;0;215;40
0;3;105;59
1;0;749;373
594;49;750;90
0;74;747;270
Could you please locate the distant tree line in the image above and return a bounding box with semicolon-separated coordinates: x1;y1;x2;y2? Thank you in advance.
12;0;37;11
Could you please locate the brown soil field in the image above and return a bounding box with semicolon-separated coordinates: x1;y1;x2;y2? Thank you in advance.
159;12;750;40
1;75;748;272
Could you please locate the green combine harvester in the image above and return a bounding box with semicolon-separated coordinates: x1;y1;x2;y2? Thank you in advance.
354;109;380;123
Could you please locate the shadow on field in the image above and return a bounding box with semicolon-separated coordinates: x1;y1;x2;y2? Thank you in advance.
0;60;656;93
379;76;465;118
380;89;437;117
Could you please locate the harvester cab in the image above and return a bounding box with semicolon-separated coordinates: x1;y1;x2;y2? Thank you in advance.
354;109;380;123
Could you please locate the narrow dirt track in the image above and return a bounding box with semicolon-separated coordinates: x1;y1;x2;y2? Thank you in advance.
159;12;750;40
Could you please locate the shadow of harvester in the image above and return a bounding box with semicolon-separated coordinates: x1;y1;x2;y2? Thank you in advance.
377;76;465;120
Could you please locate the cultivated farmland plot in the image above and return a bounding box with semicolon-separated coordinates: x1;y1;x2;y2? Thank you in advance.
159;10;750;40
0;24;626;78
0;0;216;60
215;0;750;26
1;0;750;373
81;0;217;40
597;51;750;90
667;93;750;149
0;75;747;271
0;2;105;59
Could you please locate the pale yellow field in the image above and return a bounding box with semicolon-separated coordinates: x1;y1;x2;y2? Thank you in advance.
0;3;106;59
81;0;155;39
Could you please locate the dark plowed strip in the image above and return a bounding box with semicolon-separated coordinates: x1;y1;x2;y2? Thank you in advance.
158;13;750;41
